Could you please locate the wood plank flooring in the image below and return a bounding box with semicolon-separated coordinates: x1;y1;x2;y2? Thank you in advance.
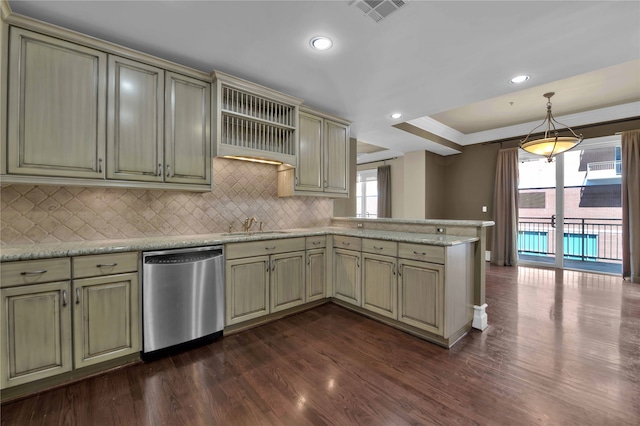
2;264;639;425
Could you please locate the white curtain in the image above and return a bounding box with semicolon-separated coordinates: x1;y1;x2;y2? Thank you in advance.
491;147;519;266
621;130;640;283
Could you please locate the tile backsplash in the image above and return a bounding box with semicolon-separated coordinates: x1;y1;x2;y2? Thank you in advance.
1;158;333;245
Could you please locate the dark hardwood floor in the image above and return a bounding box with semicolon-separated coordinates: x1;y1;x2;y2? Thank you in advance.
2;264;639;425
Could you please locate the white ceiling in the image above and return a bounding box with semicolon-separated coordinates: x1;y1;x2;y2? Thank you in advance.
7;0;640;161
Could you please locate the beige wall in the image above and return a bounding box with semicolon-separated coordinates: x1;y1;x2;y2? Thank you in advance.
1;158;334;245
425;151;446;219
403;151;427;218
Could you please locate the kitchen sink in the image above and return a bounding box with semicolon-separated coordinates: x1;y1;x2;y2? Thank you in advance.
222;231;289;236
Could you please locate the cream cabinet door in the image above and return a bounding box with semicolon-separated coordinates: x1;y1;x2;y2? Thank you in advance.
7;27;106;179
295;112;323;192
164;72;211;185
72;273;140;369
107;55;164;182
0;281;72;389
226;256;270;325
306;248;326;302
270;251;305;313
323;119;349;194
398;259;444;336
362;253;397;319
333;248;361;306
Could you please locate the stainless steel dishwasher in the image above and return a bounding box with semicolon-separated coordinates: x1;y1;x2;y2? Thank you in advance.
142;245;224;358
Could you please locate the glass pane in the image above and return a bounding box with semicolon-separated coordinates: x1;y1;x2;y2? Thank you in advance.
365;181;377;196
563;145;622;273
365;196;377;218
518;157;556;265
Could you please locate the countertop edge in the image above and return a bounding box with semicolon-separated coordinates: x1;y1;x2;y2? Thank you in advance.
332;217;495;227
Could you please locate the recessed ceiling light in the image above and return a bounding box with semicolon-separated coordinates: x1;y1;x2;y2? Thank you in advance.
310;36;333;51
510;75;530;84
391;113;403;119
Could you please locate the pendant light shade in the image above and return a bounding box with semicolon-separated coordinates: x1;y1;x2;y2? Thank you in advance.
520;92;583;162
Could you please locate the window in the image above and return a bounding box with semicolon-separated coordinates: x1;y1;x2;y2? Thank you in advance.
356;169;377;218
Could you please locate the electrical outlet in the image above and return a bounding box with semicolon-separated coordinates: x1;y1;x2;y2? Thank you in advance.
437;227;445;234
357;223;363;229
482;205;487;213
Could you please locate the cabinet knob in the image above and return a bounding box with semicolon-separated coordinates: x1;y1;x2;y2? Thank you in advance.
76;287;81;304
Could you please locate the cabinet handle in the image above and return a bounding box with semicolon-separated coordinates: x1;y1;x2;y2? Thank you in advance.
97;263;117;267
307;255;310;265
62;290;68;307
342;241;350;246
20;270;47;275
373;246;384;250
312;241;321;245
166;164;171;178
392;263;396;275
324;179;328;188
271;260;276;271
356;257;360;268
75;287;81;304
98;158;103;173
413;251;426;256
266;261;270;272
265;246;276;250
158;163;163;176
398;265;402;277
295;176;299;186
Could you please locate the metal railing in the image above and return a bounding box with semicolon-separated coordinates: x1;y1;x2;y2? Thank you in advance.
518;216;622;262
586;160;622;175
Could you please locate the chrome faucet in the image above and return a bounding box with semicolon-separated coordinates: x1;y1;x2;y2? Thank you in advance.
241;217;257;232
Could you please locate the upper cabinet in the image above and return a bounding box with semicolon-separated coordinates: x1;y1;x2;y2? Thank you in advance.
107;56;164;183
278;106;351;198
7;27;107;179
164;72;211;185
212;71;302;166
1;22;212;191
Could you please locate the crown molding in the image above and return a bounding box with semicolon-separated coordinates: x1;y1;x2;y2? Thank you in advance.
1;0;11;20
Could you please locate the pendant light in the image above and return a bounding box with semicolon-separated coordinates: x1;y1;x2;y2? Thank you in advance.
520;92;583;162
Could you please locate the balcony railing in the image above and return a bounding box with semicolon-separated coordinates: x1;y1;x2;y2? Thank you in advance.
586;160;622;175
518;216;622;263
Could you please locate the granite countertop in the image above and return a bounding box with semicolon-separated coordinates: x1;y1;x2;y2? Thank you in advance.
0;227;479;262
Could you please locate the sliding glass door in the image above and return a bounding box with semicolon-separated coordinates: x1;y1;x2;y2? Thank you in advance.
518;136;623;274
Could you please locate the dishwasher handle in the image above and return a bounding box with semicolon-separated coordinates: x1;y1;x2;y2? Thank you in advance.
144;247;223;265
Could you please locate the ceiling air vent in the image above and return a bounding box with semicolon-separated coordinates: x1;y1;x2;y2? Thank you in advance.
349;0;408;23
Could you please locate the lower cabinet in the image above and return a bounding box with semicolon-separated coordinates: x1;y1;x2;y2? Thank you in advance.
398;259;444;336
362;253;397;319
0;253;140;390
306;248;326;302
333;248;361;306
225;256;270;325
225;238;307;326
72;272;140;369
0;281;73;388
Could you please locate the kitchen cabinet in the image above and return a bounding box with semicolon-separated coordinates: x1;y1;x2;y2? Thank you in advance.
278;106;350;198
2;20;213;191
0;258;73;389
107;55;164;183
213;71;301;166
164;71;211;185
306;236;327;302
6;27;107;179
361;239;398;319
397;258;444;335
270;251;305;313
71;252;140;369
332;236;362;306
226;256;270;325
0;253;140;390
225;238;306;325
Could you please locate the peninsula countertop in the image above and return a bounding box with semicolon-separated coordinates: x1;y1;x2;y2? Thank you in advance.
0;227;479;262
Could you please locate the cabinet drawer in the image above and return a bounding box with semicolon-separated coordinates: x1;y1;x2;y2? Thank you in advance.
333;235;361;251
72;252;138;278
398;243;445;264
362;239;398;256
1;258;71;288
306;236;326;249
226;238;305;260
